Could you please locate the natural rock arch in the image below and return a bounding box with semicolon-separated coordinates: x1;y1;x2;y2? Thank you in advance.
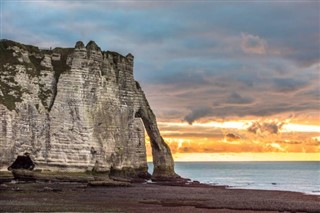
135;94;178;179
0;39;178;181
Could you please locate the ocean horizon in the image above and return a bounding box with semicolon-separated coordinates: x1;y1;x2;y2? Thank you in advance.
148;161;320;195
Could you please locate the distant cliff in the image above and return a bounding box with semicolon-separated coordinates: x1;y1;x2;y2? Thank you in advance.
0;39;176;180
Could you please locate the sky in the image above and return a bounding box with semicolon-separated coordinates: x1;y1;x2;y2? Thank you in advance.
1;0;319;161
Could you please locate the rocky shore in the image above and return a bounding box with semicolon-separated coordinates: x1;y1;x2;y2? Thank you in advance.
1;172;319;213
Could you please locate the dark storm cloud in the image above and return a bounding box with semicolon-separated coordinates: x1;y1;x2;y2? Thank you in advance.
225;92;254;105
180;95;319;123
184;107;213;125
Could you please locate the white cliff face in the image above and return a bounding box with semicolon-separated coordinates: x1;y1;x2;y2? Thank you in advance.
0;40;176;178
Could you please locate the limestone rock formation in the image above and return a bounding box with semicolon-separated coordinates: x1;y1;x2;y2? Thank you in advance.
0;39;177;180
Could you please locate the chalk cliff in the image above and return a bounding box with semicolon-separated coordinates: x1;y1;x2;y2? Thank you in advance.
0;39;176;180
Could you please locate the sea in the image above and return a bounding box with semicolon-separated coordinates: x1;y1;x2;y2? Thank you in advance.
148;161;320;195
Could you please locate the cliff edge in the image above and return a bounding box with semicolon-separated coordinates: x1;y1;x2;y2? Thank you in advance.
0;39;177;180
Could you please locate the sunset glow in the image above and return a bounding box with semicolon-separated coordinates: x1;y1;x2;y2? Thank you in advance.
147;153;320;162
282;124;320;133
147;119;320;161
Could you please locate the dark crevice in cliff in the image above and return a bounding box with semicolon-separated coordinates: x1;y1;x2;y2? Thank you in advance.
48;80;57;112
44;113;51;162
49;48;73;111
135;81;141;90
113;62;120;84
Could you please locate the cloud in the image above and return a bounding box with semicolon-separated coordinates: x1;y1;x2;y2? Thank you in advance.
225;133;241;141
151;119;320;154
169;87;319;122
184;107;213;124
247;121;284;134
2;1;319;124
276;140;302;145
272;78;309;93
225;92;254;105
241;33;267;54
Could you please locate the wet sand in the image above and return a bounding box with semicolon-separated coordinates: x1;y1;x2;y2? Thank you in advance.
0;181;319;213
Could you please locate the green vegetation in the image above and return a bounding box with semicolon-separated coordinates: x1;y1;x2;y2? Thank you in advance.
28;55;44;77
0;64;23;111
0;40;37;110
0;40;43;110
51;47;73;80
0;42;20;65
49;47;73;111
0;85;23;111
0;39;39;53
0;39;74;111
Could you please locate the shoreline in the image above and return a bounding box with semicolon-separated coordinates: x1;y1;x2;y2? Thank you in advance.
1;174;319;212
149;161;320;196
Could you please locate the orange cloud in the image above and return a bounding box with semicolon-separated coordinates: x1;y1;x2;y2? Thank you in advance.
145;118;319;162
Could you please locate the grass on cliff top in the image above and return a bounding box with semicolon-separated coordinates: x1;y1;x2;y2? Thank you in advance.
0;39;43;76
0;39;40;53
0;39;73;111
0;40;20;66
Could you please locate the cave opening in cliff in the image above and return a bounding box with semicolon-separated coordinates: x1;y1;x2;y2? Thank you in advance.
8;154;35;171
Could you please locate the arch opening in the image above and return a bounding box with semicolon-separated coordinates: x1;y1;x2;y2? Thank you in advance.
134;105;177;179
134;109;153;175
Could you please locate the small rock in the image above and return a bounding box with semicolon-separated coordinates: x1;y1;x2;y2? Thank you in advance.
12;187;22;192
1;184;8;188
52;188;62;192
43;186;53;191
